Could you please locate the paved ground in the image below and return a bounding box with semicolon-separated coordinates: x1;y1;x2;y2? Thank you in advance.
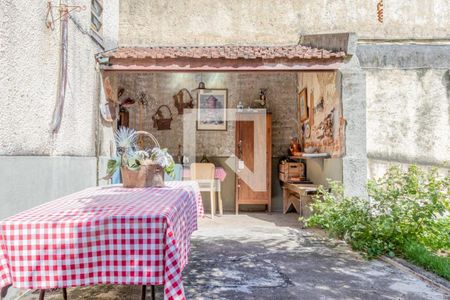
22;213;449;299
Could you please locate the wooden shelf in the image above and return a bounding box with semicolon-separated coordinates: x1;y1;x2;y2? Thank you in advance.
289;153;331;160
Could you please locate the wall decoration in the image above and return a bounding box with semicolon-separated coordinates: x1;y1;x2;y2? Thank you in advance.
197;89;227;131
251;88;268;108
377;0;384;23
304;122;311;139
152;105;173;130
173;88;194;114
297;72;345;157
298;88;308;122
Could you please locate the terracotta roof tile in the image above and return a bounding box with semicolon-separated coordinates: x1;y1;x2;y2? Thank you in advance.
100;45;346;60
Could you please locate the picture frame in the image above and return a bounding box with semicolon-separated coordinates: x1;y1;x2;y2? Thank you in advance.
298;88;308;122
197;89;228;131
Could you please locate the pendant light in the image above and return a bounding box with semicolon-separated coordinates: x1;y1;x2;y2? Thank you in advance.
192;73;206;91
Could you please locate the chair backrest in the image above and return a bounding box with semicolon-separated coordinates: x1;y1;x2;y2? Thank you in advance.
164;163;183;181
190;163;215;180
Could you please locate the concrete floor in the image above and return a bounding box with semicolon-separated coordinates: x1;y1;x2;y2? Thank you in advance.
22;213;448;300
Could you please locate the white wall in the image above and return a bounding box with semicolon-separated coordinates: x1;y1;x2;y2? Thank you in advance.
366;69;450;177
0;0;119;219
119;0;450;46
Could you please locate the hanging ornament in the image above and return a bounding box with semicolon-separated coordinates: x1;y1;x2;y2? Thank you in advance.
377;0;384;23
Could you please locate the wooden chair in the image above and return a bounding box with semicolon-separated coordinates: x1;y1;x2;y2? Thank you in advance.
190;163;223;219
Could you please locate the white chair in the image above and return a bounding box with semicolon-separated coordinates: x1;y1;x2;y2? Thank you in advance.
190;163;223;219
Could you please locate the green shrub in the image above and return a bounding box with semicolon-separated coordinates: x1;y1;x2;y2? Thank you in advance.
401;241;450;281
305;165;450;259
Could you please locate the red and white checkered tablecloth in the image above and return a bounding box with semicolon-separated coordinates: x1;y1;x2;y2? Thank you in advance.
0;181;203;300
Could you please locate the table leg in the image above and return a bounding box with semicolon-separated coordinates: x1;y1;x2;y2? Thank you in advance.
1;284;11;298
39;289;45;300
62;287;68;300
151;285;155;300
141;285;146;300
217;180;223;216
210;188;215;219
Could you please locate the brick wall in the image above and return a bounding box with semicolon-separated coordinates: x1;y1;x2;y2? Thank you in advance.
117;72;297;157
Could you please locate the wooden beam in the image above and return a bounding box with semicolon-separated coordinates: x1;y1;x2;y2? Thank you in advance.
100;57;343;72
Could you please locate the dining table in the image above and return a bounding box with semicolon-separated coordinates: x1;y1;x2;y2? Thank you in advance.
0;181;203;300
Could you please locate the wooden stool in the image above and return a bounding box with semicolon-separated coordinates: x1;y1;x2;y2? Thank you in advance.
282;183;318;217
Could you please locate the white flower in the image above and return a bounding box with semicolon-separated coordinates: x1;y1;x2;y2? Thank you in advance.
151;148;174;168
114;127;137;152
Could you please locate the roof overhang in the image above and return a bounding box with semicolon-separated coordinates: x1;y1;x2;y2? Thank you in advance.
96;44;347;72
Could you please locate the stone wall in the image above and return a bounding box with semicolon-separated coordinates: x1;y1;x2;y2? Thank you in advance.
119;0;450;46
117;72;298;157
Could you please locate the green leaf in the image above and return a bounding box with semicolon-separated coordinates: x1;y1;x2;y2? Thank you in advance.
106;158;120;177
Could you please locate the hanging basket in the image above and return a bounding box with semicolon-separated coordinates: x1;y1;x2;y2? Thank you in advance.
152;105;173;130
121;131;164;188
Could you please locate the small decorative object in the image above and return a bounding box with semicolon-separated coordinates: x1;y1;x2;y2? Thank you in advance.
118;88;125;98
176;144;183;164
105;127;175;188
298;88;308;122
197;89;227;131
200;154;210;163
173;88;194;114
152;105;173;130
289;137;301;156
121;97;135;107
118;106;129;128
137;93;149;148
377;0;384;23
251;88;268;108
99;102;113;123
314;97;324;113
304;122;311;139
237;101;244;112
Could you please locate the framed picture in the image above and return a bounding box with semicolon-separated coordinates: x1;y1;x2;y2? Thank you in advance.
298;88;308;122
197;89;227;131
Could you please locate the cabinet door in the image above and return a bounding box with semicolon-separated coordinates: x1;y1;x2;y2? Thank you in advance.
236;113;270;204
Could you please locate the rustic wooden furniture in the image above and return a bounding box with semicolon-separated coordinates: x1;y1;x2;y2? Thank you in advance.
235;111;272;214
279;162;305;183
191;163;223;218
282;182;318;218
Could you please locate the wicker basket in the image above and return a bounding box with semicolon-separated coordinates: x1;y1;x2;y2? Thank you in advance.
121;131;165;188
152;105;173;130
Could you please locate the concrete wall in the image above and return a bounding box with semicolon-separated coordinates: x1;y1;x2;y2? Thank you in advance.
119;0;450;46
0;1;119;219
358;44;450;178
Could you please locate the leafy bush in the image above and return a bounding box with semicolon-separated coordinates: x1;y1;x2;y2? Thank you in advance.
305;165;450;258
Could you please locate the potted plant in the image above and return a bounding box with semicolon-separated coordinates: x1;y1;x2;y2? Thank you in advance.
105;127;174;187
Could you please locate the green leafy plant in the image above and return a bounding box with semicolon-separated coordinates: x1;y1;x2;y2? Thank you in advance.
305;165;450;260
105;127;175;179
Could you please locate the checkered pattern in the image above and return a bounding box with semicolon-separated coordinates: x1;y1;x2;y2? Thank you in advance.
183;167;227;182
0;181;203;300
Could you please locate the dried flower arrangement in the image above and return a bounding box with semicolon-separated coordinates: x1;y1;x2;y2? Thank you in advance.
105;127;174;186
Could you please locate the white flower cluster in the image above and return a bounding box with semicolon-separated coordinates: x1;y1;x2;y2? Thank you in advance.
151;148;173;168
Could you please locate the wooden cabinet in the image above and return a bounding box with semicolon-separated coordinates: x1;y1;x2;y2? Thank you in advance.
235;112;272;213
